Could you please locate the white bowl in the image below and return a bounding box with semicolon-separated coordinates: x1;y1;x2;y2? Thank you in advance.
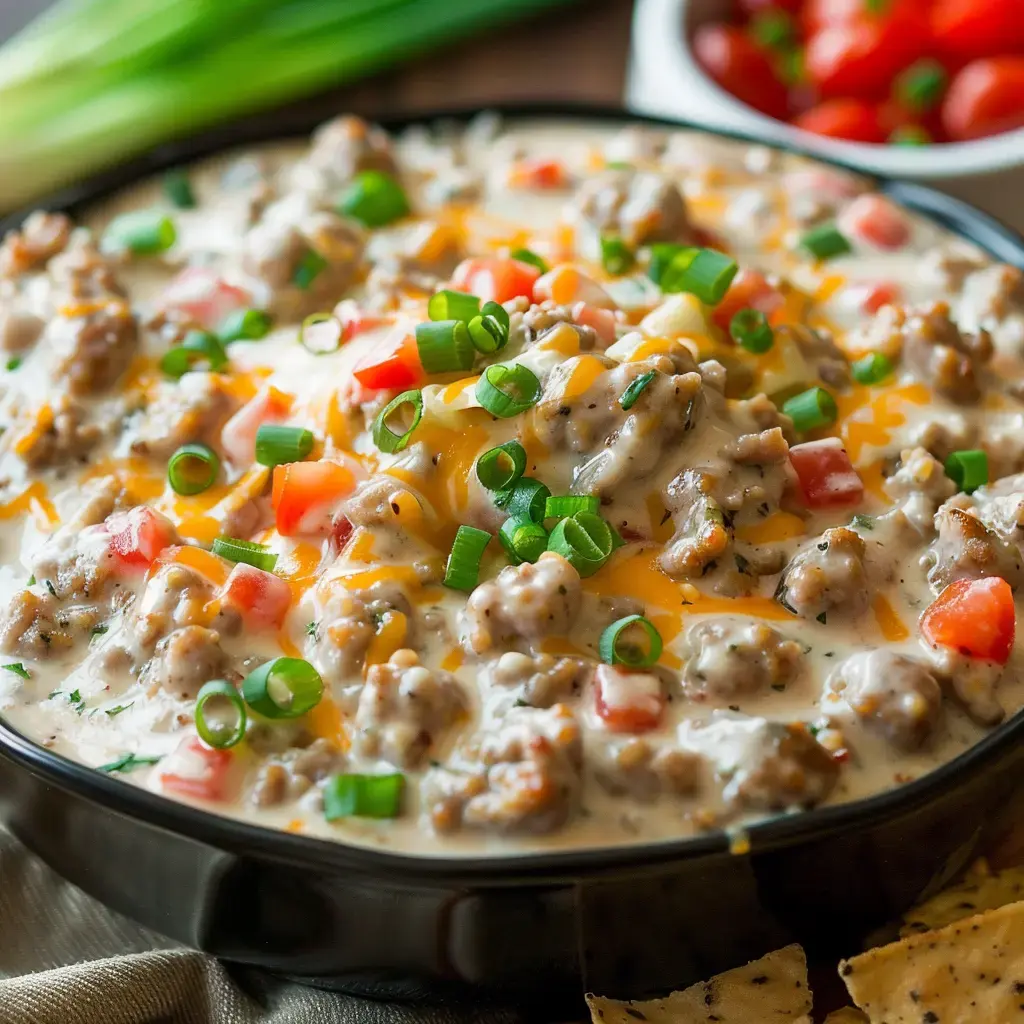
627;0;1024;230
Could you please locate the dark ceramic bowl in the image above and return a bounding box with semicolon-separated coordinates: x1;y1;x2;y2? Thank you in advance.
2;105;1024;1018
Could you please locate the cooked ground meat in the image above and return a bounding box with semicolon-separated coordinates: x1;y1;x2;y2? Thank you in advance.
12;395;102;469
827;650;943;751
659;470;730;580
963;264;1024;327
0;308;44;353
0;590;104;659
462;553;581;655
422;703;582;835
682;619;804;701
301;115;396;191
926;505;1023;593
131;561;237;650
351;649;467;769
778;527;869;621
251;737;346;808
594;737;703;802
0;212;71;277
923;645;1005;726
488;651;593;708
776;324;850;389
48;299;138;395
517;302;600;351
48;235;126;301
568;169;694;248
724;427;790;466
126;374;238;459
143;625;231;701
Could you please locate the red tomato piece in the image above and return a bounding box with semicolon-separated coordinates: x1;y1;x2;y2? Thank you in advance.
694;24;790;119
159;736;235;803
920;576;1016;664
594;665;665;734
942;57;1024;141
158;267;250;331
220;386;292;466
789;438;864;509
839;194;911;250
712;268;784;332
352;329;425;391
451;257;541;305
509;158;568;190
272;460;357;537
932;0;1024;65
104;507;178;570
333;299;393;343
794;99;886;142
218;563;292;630
847;280;903;314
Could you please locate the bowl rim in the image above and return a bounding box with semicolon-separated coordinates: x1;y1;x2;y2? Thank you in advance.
2;101;1024;881
634;0;1024;178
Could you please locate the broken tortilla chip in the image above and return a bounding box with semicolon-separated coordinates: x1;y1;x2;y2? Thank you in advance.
585;944;811;1023
840;898;1024;1023
900;859;1024;936
823;1011;867;1023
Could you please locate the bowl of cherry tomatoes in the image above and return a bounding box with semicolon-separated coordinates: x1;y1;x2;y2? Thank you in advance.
628;0;1024;225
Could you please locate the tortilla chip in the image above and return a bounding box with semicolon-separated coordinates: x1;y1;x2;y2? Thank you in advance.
823;1011;867;1023
900;859;1024;936
585;944;811;1023
840;898;1024;1023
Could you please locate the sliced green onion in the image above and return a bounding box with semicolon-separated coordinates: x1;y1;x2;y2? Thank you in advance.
168;443;220;496
511;248;548;274
494;477;551;523
782;387;838;432
292;248;328;289
659;247;738;306
647;243;684;286
601;236;635;276
475;440;527;490
545;495;599;519
889;125;932;147
337;170;409;228
162;170;196;209
499;517;548;564
444;525;491;591
896;59;947;114
218;307;271;343
799;223;852;261
428;289;480;323
750;9;795;50
241;657;323;720
467;302;511;354
851;352;893;385
599;614;663;668
547;510;614;578
298;312;342;355
415;319;475;373
103;210;176;255
730;309;774;353
194;679;247;749
324;772;405;820
372;389;424;454
255;424;314;468
619;370;657;411
476;363;542;418
211;536;278;572
945;449;988;494
159;330;228;379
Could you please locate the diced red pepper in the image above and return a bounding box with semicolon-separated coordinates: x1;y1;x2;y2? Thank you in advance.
158;267;251;331
272;460;356;537
218;563;292;630
104;507;178;570
159;736;235;803
594;665;665;733
839;194;912;250
451;257;541;305
351;329;425;391
220;386;292;466
789;438;864;509
920;576;1016;664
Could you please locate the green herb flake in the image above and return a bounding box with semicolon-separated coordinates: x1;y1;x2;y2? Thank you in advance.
91;624;109;639
104;702;134;718
5;357;21;371
305;620;320;640
98;752;163;774
44;579;57;598
851;513;875;531
816;612;827;625
3;662;30;679
26;575;35;586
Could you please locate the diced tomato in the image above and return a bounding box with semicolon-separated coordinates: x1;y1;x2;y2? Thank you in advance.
534;266;614;309
806;10;929;99
712;268;784;332
104;507;178;570
594;665;665;733
793;99;886;142
572;302;617;346
218;563;292;630
847;280;902;314
333;299;393;343
352;329;425;391
451;257;541;305
159;736;235;803
920;576;1016;664
693;24;790;119
508;158;568;190
931;0;1024;65
942;57;1024;141
272;460;356;537
158;267;251;331
789;438;864;509
839;194;911;250
220;386;292;466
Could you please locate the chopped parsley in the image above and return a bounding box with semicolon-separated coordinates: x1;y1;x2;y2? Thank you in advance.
2;663;30;679
851;513;875;531
44;579;58;598
98;752;162;774
90;624;109;639
305;620;320;640
816;611;827;625
104;702;134;718
47;689;61;700
26;575;35;586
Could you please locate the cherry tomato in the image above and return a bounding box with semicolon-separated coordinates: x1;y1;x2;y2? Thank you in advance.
789;438;864;509
159;737;236;803
104;507;178;570
839;194;911;249
931;0;1024;65
272;460;356;536
451;257;540;305
594;665;665;733
920;576;1016;664
351;329;425;391
794;99;886;141
693;24;790;119
218;563;292;630
942;57;1024;141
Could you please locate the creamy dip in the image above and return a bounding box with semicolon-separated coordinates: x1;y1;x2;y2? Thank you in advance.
0;114;1023;857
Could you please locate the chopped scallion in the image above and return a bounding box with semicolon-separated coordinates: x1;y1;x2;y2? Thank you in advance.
298;312;342;355
475;440;527;491
162;169;196;209
443;525;491;591
324;772;404;820
799;222;852;261
372;389;423;454
499;517;548;564
782;387;837;432
544;495;599;519
167;443;220;496
415;319;475;373
103;210;176;255
659;247;738;305
194;679;247;749
467;301;511;354
428;289;480;323
337;170;409;227
292;248;328;289
619;370;657;411
218;307;271;343
945;449;988;494
599;614;663;667
494;477;551;523
241;657;323;719
850;352;893;385
255;424;314;468
510;248;549;274
211;536;278;572
475;362;541;418
159;330;228;379
547;510;614;577
600;236;634;276
730;309;774;353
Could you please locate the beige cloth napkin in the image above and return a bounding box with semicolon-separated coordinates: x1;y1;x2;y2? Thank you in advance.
0;830;527;1024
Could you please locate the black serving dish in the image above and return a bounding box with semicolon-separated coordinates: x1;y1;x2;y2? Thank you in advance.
2;105;1024;1017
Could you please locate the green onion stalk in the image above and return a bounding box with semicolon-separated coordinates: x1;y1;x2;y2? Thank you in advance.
0;0;575;212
